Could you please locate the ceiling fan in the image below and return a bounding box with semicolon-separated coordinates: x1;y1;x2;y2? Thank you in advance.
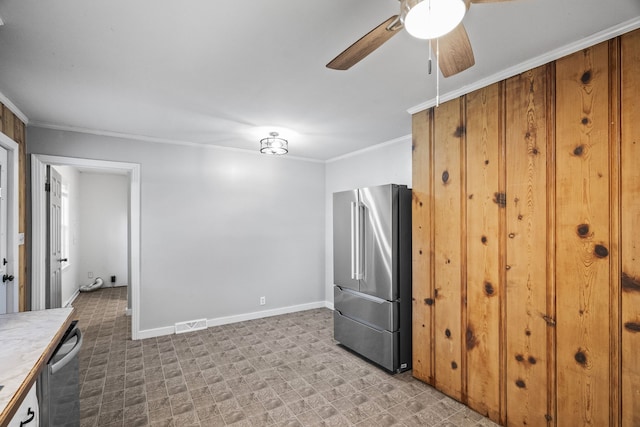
327;0;511;77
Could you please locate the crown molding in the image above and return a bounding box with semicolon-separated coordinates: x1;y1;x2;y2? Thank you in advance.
326;134;412;163
408;16;640;114
0;91;29;124
30;121;324;163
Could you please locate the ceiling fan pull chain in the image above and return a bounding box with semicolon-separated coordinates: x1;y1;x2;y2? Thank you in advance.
428;41;433;75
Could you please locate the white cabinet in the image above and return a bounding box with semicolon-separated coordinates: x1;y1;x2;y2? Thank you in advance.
7;383;38;427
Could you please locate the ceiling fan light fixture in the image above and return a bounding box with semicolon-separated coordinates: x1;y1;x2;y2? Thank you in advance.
402;0;466;40
260;132;288;155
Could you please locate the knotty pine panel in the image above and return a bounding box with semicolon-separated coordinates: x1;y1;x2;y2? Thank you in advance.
504;65;554;426
0;104;27;312
621;30;640;427
555;43;612;427
2;105;15;140
412;109;435;384
412;29;640;426
433;98;464;400
464;84;501;421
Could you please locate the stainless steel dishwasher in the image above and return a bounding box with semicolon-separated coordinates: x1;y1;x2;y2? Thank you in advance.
37;320;83;427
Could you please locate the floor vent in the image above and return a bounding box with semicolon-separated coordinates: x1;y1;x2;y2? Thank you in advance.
175;318;207;334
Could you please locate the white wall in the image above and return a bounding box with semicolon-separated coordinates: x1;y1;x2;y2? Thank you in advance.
27;127;326;333
324;136;412;304
55;166;81;306
78;172;129;288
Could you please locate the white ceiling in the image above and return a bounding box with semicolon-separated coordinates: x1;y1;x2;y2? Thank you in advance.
0;0;639;161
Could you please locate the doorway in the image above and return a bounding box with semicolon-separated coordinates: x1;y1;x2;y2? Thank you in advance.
31;155;141;339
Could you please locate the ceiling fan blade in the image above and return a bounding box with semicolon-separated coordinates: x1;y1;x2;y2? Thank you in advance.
327;15;402;70
432;23;475;77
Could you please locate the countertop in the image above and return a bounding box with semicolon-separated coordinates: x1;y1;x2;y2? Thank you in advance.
0;308;75;426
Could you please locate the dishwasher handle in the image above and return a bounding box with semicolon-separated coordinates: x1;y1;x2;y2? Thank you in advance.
50;327;83;375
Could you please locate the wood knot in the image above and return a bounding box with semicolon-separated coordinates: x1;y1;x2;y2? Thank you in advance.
581;117;589;125
622;272;640;292
528;356;537;365
451;361;458;370
515;354;525;362
454;125;466;138
442;170;449;183
493;192;506;207
515;379;526;389
573;145;585;156
481;236;488;244
594;244;609;258
576;224;590;238
466;326;477;350
445;329;451;338
424;298;434;306
624;322;640;333
484;282;495;296
581;70;592;84
575;350;587;366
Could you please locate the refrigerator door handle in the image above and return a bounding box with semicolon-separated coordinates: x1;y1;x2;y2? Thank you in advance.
50;328;83;375
350;202;356;279
354;203;363;280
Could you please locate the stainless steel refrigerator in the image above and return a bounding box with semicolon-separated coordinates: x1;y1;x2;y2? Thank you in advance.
333;184;411;373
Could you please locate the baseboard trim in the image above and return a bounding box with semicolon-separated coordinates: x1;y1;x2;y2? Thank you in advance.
63;289;80;308
137;325;175;340
206;301;327;328
137;301;330;340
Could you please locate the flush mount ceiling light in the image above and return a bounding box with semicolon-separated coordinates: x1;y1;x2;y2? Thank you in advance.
401;0;466;40
260;132;288;155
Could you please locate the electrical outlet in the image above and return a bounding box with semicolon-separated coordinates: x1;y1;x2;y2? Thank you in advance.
88;271;93;279
259;296;266;306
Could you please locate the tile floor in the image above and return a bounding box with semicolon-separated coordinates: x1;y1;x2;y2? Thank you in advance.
73;287;499;427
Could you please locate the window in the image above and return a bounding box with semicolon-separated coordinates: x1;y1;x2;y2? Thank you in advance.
61;182;70;269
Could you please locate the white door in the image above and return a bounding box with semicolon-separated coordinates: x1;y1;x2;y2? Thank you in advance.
0;147;8;314
46;165;63;309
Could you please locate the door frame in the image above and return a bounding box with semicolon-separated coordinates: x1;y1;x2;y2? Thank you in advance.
31;154;141;339
0;133;19;313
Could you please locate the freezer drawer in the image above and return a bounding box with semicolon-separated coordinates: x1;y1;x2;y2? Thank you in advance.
334;286;398;332
334;311;399;372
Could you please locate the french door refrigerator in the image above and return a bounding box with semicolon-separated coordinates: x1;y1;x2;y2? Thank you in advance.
333;184;411;373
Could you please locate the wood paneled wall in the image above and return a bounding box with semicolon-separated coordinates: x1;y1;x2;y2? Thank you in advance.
0;104;27;312
412;29;640;427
